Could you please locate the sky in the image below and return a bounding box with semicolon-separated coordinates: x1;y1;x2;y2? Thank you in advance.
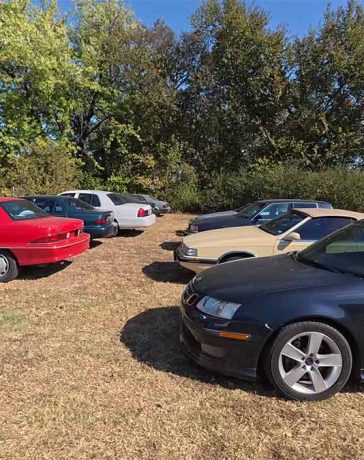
54;0;361;37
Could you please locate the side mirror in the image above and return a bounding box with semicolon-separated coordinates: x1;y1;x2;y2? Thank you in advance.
284;232;301;242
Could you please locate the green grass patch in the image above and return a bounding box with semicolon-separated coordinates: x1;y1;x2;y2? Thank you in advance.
0;308;27;332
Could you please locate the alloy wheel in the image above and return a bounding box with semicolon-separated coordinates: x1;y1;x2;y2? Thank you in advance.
278;331;343;395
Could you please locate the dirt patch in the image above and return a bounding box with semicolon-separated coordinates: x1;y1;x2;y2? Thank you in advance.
0;213;363;459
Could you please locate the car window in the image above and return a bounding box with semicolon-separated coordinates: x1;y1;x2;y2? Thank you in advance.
78;193;101;207
298;222;364;277
1;200;48;220
260;211;307;235
67;198;94;211
257;203;289;219
236;202;266;218
293;202;317;209
60;193;75;197
78;193;93;205
53;199;67;214
107;193;129;205
33;198;56;214
134;194;147;202
318;202;333;209
297;217;354;241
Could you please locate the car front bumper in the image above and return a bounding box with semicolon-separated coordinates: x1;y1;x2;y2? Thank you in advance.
180;297;271;381
174;246;216;273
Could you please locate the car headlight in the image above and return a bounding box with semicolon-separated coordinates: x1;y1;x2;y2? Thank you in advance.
196;296;241;319
181;242;198;257
190;224;198;233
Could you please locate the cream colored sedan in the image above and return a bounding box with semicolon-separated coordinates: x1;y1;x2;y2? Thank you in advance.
175;209;364;273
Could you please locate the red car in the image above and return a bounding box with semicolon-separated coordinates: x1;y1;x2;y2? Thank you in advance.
0;197;90;282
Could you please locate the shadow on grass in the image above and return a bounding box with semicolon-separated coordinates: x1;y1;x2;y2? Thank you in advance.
20;261;72;280
142;261;194;284
120;306;274;396
118;230;144;238
160;241;179;251
90;240;103;250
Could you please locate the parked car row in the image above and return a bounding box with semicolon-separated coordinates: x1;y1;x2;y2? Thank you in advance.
175;198;364;401
0;190;170;282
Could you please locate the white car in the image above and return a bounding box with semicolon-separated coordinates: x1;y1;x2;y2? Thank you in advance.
59;190;156;233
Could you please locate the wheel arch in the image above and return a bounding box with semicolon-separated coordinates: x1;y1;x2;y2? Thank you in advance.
218;251;256;263
258;315;361;380
0;248;19;264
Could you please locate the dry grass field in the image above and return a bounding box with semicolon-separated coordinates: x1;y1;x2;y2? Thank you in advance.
1;213;364;460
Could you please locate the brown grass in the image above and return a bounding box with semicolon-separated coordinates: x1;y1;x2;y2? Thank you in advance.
0;213;364;460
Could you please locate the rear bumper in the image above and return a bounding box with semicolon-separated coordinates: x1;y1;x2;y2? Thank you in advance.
11;233;90;266
84;223;114;238
160;207;172;214
118;213;156;229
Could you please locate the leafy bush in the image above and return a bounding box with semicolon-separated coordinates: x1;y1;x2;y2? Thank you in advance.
167;162;364;213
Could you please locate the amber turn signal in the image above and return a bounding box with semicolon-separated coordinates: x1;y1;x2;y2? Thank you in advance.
218;332;251;341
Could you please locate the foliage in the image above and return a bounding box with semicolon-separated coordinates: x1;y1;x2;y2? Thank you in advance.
1;0;364;210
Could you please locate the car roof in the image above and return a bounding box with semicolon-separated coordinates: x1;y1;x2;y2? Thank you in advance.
60;190;115;196
293;208;364;219
259;199;329;203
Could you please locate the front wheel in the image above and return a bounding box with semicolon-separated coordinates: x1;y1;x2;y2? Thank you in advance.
266;321;352;401
0;251;19;283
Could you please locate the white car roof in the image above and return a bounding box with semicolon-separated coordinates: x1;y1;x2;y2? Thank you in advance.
61;190;116;196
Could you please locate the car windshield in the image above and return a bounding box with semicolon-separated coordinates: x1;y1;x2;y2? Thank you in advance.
260;211;307;235
236;202;266;218
67;198;94;211
1;200;48;220
298;222;364;277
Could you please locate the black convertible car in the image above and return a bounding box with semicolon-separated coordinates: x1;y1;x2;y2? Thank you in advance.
187;199;332;233
180;220;364;401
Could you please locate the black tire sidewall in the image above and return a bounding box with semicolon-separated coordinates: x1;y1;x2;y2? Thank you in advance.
269;321;352;401
0;251;19;283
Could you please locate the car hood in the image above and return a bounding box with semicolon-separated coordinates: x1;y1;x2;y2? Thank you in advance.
183;225;273;249
193;210;237;221
193;254;349;304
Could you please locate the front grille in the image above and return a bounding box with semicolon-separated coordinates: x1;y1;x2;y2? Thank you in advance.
181;280;201;308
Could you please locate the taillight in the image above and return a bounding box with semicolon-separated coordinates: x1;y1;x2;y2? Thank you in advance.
137;208;147;217
31;232;70;243
95;218;107;225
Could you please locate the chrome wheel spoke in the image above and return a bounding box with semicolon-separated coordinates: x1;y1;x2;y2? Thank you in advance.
307;332;324;355
310;369;328;393
281;342;306;362
283;365;307;387
317;353;342;367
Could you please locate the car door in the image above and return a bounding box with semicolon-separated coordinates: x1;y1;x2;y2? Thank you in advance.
274;217;355;254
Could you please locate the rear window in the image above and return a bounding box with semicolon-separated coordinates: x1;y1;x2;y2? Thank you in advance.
67;198;94;211
1;200;48;221
107;193;130;205
60;193;75;197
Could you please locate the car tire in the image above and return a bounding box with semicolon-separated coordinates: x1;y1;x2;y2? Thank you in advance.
0;250;19;283
112;221;119;237
266;321;352;401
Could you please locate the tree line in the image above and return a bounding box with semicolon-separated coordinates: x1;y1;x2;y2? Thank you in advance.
1;0;364;207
